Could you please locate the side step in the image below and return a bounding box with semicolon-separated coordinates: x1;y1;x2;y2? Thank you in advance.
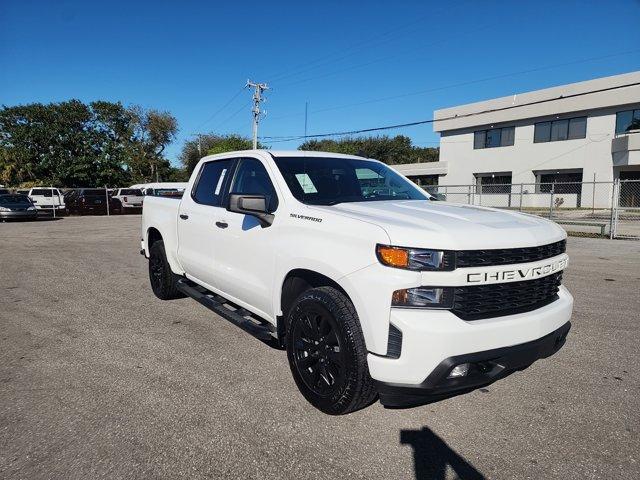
176;279;276;342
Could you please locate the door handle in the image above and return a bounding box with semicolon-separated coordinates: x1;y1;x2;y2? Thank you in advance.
179;214;189;220
215;221;228;229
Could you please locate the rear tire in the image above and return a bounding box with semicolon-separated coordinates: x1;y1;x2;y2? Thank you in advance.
148;240;185;300
286;286;377;415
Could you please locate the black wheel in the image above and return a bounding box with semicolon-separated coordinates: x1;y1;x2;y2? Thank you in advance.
148;240;185;300
286;286;377;415
112;200;123;214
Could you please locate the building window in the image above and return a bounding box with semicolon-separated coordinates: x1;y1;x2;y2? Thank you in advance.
475;173;512;193
473;126;515;149
535;170;583;193
409;175;439;187
616;109;640;134
534;116;587;143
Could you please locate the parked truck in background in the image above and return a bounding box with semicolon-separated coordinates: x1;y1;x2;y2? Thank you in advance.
111;188;144;213
28;187;66;215
140;150;573;414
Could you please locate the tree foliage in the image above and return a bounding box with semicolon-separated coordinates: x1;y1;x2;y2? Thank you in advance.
299;135;438;165
0;100;180;187
179;134;263;173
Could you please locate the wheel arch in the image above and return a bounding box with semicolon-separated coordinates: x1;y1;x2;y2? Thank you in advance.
147;227;163;250
277;268;362;348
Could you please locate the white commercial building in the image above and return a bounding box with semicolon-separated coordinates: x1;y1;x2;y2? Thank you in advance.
394;71;640;208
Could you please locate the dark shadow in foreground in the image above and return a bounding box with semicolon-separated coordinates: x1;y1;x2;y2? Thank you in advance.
401;427;485;480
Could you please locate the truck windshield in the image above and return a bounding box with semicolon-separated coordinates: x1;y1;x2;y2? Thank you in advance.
272;156;429;205
120;189;143;196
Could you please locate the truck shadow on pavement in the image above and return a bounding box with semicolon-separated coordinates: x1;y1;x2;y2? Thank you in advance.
400;427;485;480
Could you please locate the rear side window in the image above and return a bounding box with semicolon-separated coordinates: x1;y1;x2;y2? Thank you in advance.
192;159;233;206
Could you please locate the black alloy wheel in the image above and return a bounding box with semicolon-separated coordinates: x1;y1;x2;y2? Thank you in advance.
291;307;346;397
148;240;184;300
286;286;377;414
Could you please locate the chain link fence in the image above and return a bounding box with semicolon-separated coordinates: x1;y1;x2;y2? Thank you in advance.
425;180;640;240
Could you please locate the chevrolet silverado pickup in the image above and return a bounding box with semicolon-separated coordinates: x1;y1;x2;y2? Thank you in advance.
141;150;573;415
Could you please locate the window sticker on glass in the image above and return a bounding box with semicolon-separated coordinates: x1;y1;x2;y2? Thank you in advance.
215;168;227;195
295;173;318;193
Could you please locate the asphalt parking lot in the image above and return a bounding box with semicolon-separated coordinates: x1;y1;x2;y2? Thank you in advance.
1;216;638;480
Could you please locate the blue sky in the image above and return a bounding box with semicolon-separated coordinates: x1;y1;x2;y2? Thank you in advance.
1;0;639;165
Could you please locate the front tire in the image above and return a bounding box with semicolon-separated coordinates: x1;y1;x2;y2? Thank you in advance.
286;286;377;415
148;240;185;300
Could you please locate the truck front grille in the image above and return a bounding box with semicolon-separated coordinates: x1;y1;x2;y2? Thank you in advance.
455;240;566;268
451;272;563;321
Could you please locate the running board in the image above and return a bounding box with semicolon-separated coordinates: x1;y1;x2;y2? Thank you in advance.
176;279;277;342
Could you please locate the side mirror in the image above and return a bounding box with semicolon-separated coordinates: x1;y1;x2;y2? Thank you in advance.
227;193;274;227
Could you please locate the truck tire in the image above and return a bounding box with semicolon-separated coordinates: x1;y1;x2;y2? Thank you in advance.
148;240;185;300
112;199;123;214
286;286;377;414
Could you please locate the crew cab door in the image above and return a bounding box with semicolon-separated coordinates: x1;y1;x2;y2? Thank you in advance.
211;157;280;319
176;158;234;289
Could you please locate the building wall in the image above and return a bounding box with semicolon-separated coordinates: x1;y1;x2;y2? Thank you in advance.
438;103;640;187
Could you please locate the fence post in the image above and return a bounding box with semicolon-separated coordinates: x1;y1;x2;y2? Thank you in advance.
549;186;555;220
467;185;472;205
519;183;523;211
478;185;482;206
51;185;56;219
105;186;110;216
591;173;596;215
609;179;618;239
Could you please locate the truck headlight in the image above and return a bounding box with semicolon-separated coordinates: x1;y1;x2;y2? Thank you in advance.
0;206;10;212
392;287;454;308
376;244;454;271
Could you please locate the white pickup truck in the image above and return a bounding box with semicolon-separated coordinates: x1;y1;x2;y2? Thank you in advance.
141;150;573;414
111;188;144;213
27;187;66;215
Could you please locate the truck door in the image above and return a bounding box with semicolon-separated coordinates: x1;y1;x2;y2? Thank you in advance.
211;157;280;320
176;158;234;289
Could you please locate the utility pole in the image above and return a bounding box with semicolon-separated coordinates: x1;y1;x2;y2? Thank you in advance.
247;80;269;149
304;101;309;138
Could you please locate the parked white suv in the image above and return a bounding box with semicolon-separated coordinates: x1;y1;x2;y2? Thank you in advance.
111;188;144;213
28;188;66;215
141;151;573;414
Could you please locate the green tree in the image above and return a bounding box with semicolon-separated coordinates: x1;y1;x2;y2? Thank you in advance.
0;100;181;187
127;107;179;183
179;134;263;174
299;135;438;165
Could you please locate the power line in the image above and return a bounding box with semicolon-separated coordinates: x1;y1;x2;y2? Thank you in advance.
211;100;252;132
269;49;640;121
193;87;246;131
274;24;493;90
260;81;640;142
264;3;462;85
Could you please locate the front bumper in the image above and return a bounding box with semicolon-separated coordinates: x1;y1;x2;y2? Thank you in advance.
376;321;570;407
0;210;38;219
366;284;573;403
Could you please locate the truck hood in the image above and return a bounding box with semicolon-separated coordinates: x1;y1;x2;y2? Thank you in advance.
313;200;566;250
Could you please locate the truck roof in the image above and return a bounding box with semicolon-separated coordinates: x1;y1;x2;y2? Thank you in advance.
199;149;373;162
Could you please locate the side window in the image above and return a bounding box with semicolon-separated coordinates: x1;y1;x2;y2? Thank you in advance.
230;158;278;212
192;159;233;206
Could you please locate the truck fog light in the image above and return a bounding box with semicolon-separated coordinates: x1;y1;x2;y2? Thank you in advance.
447;363;470;378
391;287;453;308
